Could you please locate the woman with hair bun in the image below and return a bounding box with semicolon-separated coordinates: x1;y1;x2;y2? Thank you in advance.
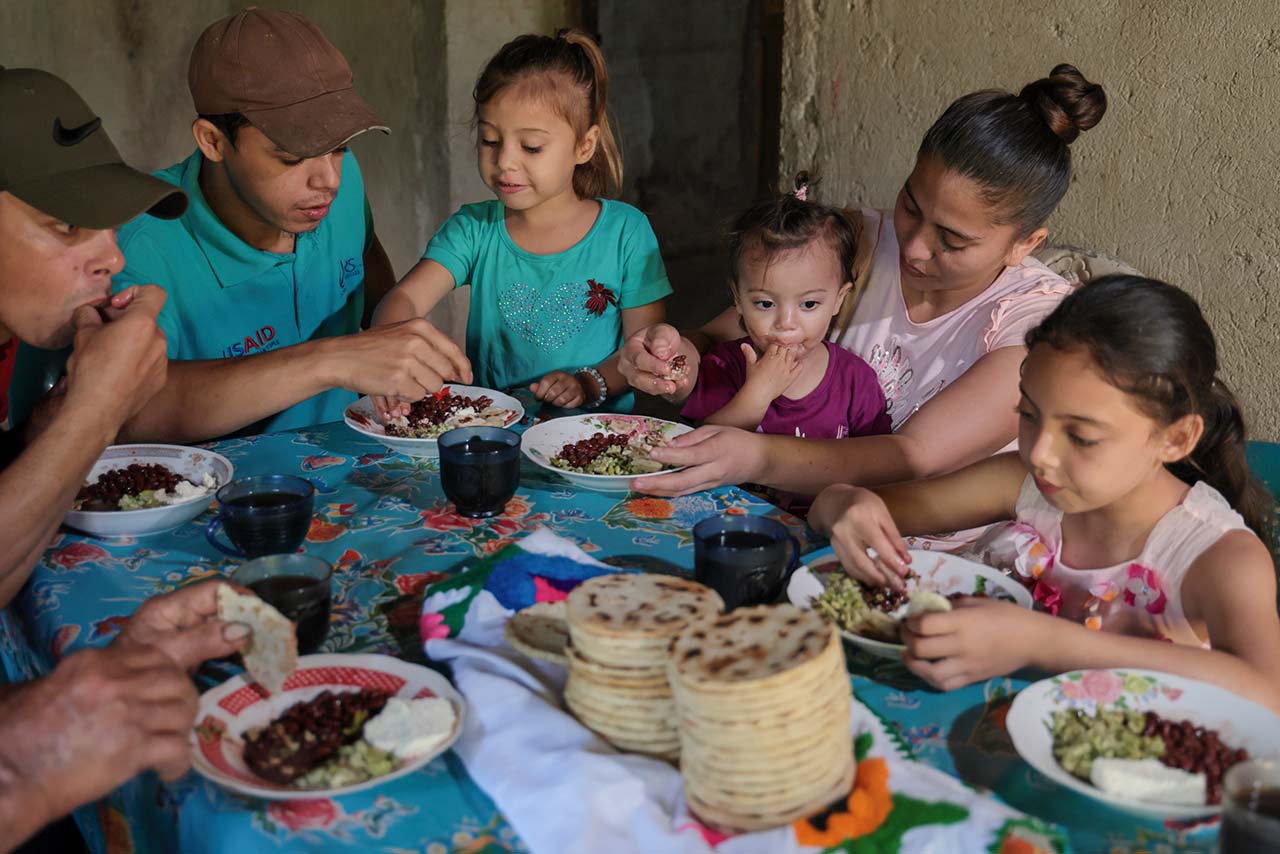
622;65;1108;550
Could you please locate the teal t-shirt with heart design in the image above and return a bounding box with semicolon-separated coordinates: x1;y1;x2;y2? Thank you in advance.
423;199;671;412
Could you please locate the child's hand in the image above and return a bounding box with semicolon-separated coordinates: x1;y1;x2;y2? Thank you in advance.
741;342;802;400
810;484;913;590
900;599;1044;691
531;371;587;409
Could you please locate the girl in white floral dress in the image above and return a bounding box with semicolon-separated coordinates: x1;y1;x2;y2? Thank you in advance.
810;275;1280;714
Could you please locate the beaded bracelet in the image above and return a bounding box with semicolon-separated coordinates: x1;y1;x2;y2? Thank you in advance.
576;366;608;409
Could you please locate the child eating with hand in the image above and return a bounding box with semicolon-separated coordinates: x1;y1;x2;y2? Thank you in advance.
672;178;892;511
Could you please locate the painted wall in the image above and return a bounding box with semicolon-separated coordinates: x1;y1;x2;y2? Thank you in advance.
781;0;1280;440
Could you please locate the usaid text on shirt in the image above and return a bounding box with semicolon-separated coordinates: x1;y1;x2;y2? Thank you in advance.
222;325;280;358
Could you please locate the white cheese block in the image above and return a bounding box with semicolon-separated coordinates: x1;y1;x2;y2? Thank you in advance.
1089;757;1206;805
364;697;457;758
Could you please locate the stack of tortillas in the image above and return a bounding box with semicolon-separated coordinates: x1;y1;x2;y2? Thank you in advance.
563;574;723;760
668;604;853;833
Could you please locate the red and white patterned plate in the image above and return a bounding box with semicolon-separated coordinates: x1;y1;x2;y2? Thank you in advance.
191;653;465;800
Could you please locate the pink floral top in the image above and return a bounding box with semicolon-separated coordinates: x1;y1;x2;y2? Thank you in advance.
834;209;1073;553
967;476;1249;646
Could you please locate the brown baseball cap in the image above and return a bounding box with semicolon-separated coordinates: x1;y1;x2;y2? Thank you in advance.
189;8;389;158
0;67;187;229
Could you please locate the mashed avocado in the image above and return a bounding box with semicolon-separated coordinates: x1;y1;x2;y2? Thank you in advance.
292;739;397;790
813;573;870;631
1051;708;1165;779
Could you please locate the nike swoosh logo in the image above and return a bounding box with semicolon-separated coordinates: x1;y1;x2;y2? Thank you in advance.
52;116;102;147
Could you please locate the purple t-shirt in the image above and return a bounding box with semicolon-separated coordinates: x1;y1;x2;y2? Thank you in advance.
681;338;892;439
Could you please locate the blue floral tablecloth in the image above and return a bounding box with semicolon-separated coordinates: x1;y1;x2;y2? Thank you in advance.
3;419;1221;853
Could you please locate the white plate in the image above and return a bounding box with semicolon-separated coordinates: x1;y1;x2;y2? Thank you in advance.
520;414;691;493
1007;668;1280;819
63;444;233;537
191;653;466;800
787;549;1034;658
344;386;524;459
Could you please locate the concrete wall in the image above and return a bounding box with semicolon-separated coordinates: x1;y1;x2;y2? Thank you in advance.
600;0;760;259
781;0;1280;440
599;0;764;333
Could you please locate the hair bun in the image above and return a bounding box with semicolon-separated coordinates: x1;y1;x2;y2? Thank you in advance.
1019;63;1107;144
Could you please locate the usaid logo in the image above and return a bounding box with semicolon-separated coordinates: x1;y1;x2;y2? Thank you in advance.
338;257;363;293
221;326;280;358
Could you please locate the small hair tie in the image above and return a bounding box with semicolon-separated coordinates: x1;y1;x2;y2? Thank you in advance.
793;170;811;202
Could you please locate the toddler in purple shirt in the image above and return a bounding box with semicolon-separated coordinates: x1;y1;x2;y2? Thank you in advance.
671;178;891;513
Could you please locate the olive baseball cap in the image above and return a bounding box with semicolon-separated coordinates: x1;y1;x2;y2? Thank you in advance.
188;8;389;158
0;67;188;229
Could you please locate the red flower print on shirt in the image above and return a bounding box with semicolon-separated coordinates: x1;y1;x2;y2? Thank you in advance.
584;279;618;316
1123;563;1167;614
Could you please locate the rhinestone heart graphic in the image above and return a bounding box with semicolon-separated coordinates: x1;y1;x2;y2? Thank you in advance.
498;280;593;352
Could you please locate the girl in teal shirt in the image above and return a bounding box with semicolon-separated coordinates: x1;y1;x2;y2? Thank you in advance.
372;29;671;416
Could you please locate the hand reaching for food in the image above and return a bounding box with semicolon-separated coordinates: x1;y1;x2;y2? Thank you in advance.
809;484;912;590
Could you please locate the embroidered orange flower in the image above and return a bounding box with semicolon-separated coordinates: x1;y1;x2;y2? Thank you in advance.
625;497;673;519
999;833;1053;853
793;757;892;846
482;538;515;555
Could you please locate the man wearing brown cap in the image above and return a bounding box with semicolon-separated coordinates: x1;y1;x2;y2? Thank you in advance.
112;7;469;441
0;66;252;850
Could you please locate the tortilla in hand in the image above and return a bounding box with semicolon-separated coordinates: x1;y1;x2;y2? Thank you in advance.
906;589;954;618
216;584;297;694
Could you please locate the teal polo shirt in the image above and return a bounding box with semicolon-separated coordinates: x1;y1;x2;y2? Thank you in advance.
112;149;373;434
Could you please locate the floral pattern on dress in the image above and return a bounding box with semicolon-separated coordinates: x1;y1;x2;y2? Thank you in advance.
1081;580;1119;631
1002;523;1062;616
1122;563;1167;614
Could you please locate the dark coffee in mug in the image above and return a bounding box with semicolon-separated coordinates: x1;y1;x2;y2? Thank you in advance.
693;516;799;610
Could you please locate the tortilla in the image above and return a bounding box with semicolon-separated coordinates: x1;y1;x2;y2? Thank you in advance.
504;601;570;667
905;589;953;618
216;584;298;695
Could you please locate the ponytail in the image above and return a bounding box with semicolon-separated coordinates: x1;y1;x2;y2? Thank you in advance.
472;28;623;199
560;29;622;199
1173;380;1278;553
